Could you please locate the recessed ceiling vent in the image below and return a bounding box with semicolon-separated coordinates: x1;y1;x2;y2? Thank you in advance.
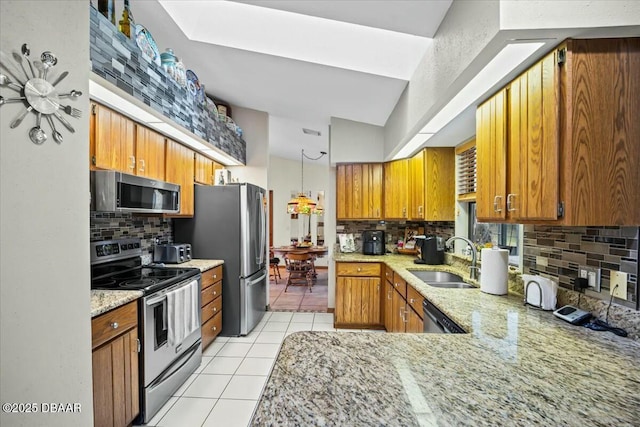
302;128;321;136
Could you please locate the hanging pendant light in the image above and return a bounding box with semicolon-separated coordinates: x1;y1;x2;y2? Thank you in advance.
287;149;326;215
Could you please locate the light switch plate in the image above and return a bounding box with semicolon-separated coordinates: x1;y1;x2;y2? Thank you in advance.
610;271;628;300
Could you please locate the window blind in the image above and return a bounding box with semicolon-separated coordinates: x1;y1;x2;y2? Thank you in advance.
456;140;476;201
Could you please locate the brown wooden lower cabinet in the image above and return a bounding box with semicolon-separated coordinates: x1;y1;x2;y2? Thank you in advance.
335;262;383;328
201;265;223;349
383;267;425;333
91;301;139;427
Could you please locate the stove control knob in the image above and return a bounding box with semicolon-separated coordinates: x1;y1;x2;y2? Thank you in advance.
111;322;119;329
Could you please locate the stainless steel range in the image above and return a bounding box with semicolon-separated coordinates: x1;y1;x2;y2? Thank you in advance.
90;238;202;424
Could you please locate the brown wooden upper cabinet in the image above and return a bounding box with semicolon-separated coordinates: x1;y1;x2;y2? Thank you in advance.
91;102;135;174
384;159;410;219
165;139;195;217
194;153;222;186
410;148;455;221
336;163;383;220
91;102;166;180
476;38;640;225
135;126;166;181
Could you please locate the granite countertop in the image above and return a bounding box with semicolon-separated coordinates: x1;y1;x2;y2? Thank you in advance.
91;290;142;318
252;253;640;426
158;259;224;272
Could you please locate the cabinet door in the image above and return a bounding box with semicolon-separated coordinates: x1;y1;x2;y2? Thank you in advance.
92;328;139;427
194;153;214;185
384;159;410;219
508;51;559;220
409;151;425;220
165;139;195;216
405;306;424;333
384;280;394;332
391;287;406;332
135;126;166;180
336;164;383;219
92;103;136;174
424;148;455;221
476;89;507;221
335;276;382;326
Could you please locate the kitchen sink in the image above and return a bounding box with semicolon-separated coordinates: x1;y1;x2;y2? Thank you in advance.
407;270;463;283
407;270;476;289
425;282;476;289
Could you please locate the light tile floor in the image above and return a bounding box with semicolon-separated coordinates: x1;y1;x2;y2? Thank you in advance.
269;268;328;312
143;312;368;427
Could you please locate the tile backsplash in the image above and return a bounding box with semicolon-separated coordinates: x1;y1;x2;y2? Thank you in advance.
336;220;455;251
90;212;172;256
523;225;638;307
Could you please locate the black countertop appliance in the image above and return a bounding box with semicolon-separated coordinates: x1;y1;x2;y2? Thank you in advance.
362;230;385;255
415;235;445;264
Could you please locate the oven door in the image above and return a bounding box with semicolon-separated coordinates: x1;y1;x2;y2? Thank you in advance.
142;276;202;386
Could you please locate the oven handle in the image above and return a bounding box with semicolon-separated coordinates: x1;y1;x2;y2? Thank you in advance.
145;276;200;306
147;341;200;390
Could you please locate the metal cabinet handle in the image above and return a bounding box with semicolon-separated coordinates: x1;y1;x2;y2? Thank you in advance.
418;206;423;216
213;307;217;312
111;322;119;329
387;290;392;300
139;159;145;172
212;326;217;331
213;291;217;296
357;267;362;272
213;274;217;279
493;195;503;213
129;156;135;170
507;194;517;212
409;298;415;304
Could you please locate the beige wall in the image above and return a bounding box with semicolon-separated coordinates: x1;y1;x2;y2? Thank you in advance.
0;1;93;426
228;106;269;189
329;117;384;164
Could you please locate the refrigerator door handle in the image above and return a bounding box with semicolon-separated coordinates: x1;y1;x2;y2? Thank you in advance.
257;194;266;266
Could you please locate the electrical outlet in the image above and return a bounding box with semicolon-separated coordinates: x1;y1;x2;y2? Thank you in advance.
610;271;628;300
578;266;601;292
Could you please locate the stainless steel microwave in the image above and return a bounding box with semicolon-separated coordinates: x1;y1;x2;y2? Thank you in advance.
92;171;180;214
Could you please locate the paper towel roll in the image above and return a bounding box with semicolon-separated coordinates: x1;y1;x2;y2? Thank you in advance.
480;248;509;295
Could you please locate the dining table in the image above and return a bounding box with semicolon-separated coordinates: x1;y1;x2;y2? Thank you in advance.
271;245;328;277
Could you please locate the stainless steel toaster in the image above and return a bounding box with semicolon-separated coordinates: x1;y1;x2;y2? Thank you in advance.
153;243;192;264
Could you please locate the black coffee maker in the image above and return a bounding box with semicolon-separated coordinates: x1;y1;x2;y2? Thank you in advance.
414;235;445;264
362;230;386;255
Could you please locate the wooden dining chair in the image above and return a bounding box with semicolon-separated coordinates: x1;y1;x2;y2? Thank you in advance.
269;249;281;283
283;252;314;293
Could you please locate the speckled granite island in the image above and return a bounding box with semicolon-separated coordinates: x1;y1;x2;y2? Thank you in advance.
252;254;640;426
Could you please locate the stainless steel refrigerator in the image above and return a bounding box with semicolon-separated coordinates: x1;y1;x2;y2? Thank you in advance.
174;183;267;336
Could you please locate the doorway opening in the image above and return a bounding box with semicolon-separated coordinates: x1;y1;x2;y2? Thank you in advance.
268;190;328;312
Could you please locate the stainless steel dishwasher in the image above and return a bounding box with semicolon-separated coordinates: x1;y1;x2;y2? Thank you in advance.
423;299;466;333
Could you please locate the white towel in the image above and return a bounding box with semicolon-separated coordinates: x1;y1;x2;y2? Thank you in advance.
167;280;200;347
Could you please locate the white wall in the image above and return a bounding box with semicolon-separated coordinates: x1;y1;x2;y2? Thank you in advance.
329;117;384;164
228;106;269;189
0;2;93;426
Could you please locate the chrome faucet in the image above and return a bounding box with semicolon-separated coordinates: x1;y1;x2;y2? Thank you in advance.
445;236;480;281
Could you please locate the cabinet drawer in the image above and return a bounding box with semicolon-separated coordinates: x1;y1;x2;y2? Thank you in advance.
201;281;222;307
406;286;424;319
202;265;223;290
202;312;222;349
92;301;138;349
392;274;407;298
336;262;381;277
201;296;222;324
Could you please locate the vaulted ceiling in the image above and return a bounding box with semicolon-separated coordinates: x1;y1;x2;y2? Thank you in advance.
132;0;453;160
